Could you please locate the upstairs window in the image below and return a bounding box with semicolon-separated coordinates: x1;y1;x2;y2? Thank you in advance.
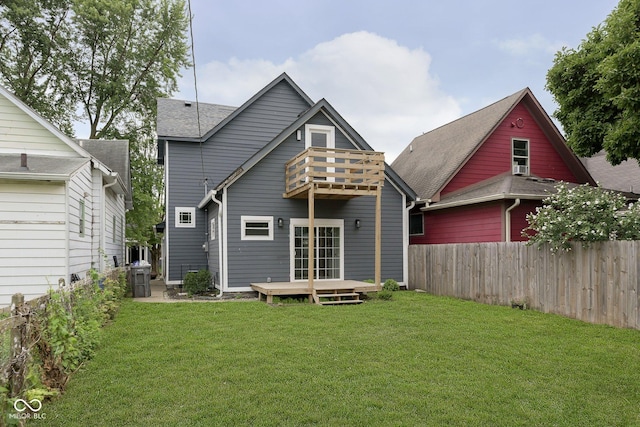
175;207;196;228
512;138;529;175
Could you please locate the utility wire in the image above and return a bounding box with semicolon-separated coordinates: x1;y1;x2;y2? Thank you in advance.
187;0;207;194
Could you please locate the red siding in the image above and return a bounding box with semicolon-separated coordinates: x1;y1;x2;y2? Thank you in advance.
411;203;504;244
510;200;541;242
442;103;579;197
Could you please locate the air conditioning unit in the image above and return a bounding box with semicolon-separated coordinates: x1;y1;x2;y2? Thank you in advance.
513;164;529;176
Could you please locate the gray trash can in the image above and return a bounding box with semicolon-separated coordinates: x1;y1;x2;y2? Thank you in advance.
130;265;151;297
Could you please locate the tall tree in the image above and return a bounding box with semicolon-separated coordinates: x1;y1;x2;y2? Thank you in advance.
546;0;640;165
0;0;190;261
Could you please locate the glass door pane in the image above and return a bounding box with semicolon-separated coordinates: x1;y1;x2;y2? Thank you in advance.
293;225;341;280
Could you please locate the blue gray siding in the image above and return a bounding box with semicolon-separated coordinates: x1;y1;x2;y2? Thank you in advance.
224;115;405;288
165;80;312;282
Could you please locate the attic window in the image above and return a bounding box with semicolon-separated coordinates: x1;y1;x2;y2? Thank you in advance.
512;138;529;175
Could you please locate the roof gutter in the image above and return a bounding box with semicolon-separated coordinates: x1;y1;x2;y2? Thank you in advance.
0;172;71;181
421;193;543;211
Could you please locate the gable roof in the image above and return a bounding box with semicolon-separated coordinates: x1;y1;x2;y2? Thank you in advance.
392;88;594;201
77;139;133;208
199;97;417;207
156;73;314;142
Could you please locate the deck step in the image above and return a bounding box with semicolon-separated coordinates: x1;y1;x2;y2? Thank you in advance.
315;292;360;298
317;299;362;305
313;289;361;305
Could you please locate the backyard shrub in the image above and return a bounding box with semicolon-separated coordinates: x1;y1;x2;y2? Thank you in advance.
183;269;212;296
383;279;399;291
377;290;393;300
524;182;640;252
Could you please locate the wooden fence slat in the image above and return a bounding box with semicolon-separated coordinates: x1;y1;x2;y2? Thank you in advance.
410;241;640;330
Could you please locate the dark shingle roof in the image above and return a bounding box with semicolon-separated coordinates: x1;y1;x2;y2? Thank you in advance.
426;173;567;209
0;154;88;177
156;98;236;138
76;139;133;207
392;89;527;200
581;151;640;194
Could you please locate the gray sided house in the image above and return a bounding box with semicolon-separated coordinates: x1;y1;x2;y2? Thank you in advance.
157;73;415;293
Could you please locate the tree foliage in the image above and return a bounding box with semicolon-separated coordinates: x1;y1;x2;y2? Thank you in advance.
546;0;640;165
524;183;640;252
0;0;190;248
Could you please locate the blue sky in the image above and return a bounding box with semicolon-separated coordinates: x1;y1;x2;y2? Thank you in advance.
176;0;619;161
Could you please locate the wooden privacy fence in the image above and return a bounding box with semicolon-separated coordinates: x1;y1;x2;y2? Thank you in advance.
409;241;640;330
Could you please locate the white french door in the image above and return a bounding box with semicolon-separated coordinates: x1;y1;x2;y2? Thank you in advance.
290;219;344;281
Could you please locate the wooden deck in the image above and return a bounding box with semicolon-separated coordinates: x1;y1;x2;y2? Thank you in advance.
251;280;378;304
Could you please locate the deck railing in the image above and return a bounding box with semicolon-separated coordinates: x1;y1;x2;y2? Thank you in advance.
283;147;385;198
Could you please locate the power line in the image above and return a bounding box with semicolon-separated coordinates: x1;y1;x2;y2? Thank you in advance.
187;0;207;194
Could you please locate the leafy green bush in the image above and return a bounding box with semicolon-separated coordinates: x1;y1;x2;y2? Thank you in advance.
383;279;399;291
183;269;212;296
524;183;640;252
377;290;393;300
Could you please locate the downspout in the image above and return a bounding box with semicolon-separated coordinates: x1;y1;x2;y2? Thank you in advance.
505;198;520;243
209;191;224;298
404;199;416;289
102;176;119;271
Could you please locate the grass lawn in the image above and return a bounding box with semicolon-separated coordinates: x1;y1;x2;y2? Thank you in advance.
34;292;640;426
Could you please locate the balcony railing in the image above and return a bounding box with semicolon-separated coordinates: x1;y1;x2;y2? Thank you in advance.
283;147;385;199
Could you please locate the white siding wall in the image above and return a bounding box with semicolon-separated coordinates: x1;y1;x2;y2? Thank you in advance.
68;163;94;279
0;181;67;306
0;94;78;157
102;186;125;269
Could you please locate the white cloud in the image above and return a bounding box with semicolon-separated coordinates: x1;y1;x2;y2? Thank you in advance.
496;34;563;56
178;31;462;162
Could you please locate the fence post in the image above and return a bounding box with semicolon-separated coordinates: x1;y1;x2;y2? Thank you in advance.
9;293;25;397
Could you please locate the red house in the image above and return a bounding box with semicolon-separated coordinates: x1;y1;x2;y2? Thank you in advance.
392;88;595;244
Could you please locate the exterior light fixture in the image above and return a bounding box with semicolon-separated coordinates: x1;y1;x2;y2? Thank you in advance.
355;219;361;229
278;218;284;227
296;129;302;141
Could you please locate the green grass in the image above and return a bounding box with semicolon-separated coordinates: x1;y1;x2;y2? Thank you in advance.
34;293;640;426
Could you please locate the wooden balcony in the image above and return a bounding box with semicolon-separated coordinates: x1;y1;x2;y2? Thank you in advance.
283;147;385;199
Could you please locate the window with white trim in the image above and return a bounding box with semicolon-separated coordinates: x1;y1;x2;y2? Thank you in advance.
241;216;273;240
175;207;196;228
512;138;529;175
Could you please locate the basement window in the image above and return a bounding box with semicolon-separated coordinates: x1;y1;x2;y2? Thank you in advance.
175;207;196;228
241;216;273;241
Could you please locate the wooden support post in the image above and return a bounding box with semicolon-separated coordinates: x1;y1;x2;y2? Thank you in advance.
308;184;315;293
10;293;24;397
375;186;382;290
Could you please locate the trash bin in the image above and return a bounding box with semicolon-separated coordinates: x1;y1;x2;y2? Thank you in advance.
130;265;151;297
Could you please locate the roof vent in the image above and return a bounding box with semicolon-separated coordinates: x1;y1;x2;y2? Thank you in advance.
184;101;192;107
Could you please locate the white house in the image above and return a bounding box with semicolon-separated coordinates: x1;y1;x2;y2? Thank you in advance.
0;85;132;307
